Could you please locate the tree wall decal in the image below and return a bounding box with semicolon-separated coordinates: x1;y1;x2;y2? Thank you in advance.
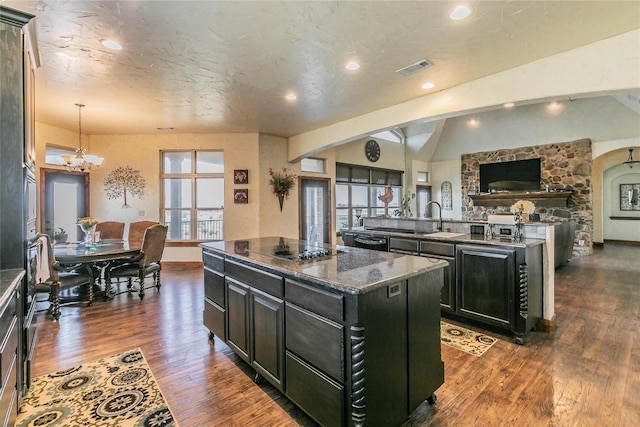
103;166;146;208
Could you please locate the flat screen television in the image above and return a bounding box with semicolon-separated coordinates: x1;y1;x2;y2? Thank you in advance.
479;158;541;193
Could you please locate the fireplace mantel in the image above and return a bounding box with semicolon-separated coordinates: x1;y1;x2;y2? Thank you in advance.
469;191;572;207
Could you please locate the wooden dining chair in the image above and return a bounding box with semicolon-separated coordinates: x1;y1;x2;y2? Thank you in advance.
106;224;168;300
30;233;95;320
95;221;125;240
127;220;159;246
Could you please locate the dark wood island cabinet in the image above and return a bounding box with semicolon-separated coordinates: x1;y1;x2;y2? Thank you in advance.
201;237;447;427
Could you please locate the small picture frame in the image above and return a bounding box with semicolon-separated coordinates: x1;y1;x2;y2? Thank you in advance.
234;189;248;204
234;240;249;254
234;169;249;184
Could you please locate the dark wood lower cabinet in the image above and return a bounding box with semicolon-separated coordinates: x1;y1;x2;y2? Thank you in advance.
251;289;284;390
201;245;445;427
453;244;542;343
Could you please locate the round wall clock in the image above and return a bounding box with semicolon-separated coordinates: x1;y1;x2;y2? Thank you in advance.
365;139;381;162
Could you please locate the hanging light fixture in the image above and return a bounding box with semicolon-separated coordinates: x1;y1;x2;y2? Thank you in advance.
622;148;640;169
59;103;104;172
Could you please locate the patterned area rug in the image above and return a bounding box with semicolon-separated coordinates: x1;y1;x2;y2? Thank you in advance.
17;348;178;427
441;321;498;356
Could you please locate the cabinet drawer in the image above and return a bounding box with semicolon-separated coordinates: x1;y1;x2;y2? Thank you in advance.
0;317;17;389
285;303;343;381
0;344;17;420
225;260;283;297
286;351;344;427
203;251;224;273
0;296;16;341
285;279;343;322
420;241;455;257
203;299;226;340
204;267;225;307
389;237;419;253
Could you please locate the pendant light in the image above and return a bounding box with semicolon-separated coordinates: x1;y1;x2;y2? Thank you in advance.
59;103;104;172
622;148;640;169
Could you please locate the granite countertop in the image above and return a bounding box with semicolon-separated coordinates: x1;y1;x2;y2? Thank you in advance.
342;227;544;248
201;236;447;294
0;269;25;313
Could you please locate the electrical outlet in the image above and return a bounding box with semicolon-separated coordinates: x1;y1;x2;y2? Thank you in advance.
138;209;145;216
578;239;584;246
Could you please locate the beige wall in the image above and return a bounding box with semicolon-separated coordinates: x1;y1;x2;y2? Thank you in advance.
37;127;265;261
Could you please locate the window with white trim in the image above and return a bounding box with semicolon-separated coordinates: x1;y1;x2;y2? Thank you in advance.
161;150;224;241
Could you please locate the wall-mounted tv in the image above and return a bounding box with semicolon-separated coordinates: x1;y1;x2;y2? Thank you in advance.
479;158;541;193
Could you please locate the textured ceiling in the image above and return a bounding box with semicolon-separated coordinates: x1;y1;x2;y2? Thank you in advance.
4;0;640;137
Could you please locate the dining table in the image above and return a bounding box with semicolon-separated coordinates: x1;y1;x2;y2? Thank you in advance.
53;239;141;301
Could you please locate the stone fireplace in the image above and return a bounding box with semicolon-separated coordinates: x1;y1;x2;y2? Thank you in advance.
461;138;593;256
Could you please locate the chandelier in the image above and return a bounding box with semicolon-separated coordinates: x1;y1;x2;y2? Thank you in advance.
59;103;104;172
622;148;640;169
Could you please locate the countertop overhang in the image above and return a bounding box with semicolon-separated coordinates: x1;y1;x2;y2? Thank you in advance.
201;236;447;294
342;227;545;248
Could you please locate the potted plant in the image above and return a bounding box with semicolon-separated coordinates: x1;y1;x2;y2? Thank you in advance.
394;191;416;218
53;227;68;244
269;167;297;211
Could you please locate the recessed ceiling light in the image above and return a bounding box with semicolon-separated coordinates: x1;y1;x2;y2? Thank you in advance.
101;39;122;50
503;102;515;108
449;5;472;20
285;93;297;101
422;82;435;90
345;61;360;71
548;101;561;110
467;118;479;127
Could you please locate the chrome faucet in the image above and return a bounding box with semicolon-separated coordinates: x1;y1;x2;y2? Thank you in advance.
426;201;443;231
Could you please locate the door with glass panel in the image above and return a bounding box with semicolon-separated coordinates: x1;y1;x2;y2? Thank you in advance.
42;170;89;242
300;178;330;245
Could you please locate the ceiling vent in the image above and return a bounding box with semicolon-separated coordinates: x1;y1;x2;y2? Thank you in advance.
395;59;433;77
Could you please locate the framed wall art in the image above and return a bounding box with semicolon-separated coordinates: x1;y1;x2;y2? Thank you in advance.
234;169;249;184
620;183;640;211
234;189;249;204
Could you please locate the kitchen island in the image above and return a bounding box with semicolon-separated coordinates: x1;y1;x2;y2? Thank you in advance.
200;236;447;427
342;224;545;344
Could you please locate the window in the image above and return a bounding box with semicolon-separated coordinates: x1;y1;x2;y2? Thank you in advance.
161;150;224;241
301;157;326;173
335;163;403;231
45;145;76;166
416;185;432;218
370;129;403;144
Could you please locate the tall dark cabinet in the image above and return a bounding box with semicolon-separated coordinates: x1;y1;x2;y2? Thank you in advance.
1;5;39;422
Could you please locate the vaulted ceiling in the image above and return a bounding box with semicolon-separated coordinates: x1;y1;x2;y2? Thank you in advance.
5;1;640;137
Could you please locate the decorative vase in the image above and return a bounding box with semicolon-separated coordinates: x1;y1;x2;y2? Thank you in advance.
278;192;285;211
80;224;96;246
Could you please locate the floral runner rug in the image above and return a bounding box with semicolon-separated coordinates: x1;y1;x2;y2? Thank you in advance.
441;321;498;356
16;348;178;427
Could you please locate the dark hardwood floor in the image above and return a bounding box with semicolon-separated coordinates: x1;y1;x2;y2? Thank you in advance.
29;244;639;426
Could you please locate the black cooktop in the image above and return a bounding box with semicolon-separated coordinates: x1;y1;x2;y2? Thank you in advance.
248;238;336;262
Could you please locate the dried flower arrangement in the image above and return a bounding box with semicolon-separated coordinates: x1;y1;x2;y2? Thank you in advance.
269;167;297;210
77;216;99;231
510;200;536;214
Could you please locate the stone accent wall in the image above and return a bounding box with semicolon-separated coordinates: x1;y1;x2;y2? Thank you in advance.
460;138;593;256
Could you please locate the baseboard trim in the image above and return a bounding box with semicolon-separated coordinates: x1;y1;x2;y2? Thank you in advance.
538;315;556;333
603;239;640;246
